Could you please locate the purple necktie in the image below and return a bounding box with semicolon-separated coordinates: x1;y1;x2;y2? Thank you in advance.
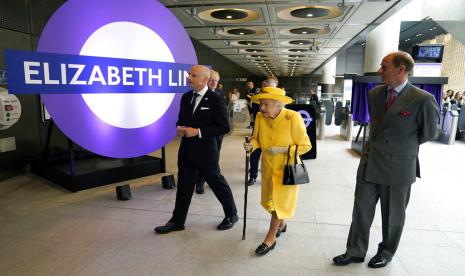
386;88;397;110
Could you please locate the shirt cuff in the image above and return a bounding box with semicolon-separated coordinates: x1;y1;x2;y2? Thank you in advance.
198;128;202;138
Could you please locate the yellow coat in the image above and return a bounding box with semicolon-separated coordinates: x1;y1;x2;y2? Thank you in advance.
251;108;311;219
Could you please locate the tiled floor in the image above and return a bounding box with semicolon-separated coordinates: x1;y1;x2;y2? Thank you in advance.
1;122;465;276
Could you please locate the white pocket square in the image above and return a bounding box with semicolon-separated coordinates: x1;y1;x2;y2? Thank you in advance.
200;107;210;110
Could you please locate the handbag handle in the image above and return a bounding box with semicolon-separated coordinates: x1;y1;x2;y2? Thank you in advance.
286;145;300;166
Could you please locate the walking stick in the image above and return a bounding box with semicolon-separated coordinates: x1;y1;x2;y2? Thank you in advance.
242;136;251;240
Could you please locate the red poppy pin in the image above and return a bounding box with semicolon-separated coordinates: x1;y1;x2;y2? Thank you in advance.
399;111;411;116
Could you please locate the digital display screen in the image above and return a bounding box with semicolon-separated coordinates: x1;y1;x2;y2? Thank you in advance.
412;44;444;63
417;46;442;58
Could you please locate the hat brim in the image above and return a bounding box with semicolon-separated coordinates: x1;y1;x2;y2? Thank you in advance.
251;93;293;104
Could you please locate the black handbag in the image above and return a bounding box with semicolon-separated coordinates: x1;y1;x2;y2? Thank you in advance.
283;145;310;185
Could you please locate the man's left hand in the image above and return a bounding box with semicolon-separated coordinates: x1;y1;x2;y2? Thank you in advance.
183;127;199;137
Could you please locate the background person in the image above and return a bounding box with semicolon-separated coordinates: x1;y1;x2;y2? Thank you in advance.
245;81;260;129
244;87;311;256
195;70;225;194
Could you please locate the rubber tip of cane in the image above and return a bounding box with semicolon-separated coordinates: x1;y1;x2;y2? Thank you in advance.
242;235;246;240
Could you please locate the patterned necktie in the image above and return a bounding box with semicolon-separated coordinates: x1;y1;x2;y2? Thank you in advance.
190;92;200;114
386;88;397;110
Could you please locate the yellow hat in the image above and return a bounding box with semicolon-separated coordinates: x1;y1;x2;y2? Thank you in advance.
251;87;293;104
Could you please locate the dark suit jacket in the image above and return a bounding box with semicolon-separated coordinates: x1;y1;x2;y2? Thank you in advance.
357;83;439;186
177;89;230;167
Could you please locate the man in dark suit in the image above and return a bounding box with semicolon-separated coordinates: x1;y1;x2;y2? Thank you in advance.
195;69;225;194
155;65;238;234
245;81;260;129
333;51;439;268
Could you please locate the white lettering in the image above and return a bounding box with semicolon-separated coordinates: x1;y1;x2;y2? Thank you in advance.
24;61;42;84
69;64;87;85
88;65;107;85
43;62;59;84
122;67;134;85
169;70;177;86
148;68;162;86
107;66;120;85
60;63;67;84
134;67;147;86
183;70;189;86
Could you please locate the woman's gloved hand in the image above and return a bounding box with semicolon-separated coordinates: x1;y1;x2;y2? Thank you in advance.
243;142;253;152
267;146;288;155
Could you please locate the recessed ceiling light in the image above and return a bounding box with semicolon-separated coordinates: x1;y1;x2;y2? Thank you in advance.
302;31;307;34
239;32;245;35
226;15;232;19
307;13;313;17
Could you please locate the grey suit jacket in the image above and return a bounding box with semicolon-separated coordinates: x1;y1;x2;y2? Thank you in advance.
357;83;439;186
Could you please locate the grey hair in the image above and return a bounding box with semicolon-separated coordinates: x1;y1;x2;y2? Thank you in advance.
262;78;278;88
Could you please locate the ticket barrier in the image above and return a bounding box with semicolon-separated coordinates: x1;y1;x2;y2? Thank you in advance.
339;107;353;141
439;110;459;145
317;111;325;140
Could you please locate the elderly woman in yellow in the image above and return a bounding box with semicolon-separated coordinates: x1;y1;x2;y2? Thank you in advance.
244;87;311;256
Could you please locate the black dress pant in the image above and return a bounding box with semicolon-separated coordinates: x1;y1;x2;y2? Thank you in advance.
249;148;261;179
346;177;411;259
173;155;237;226
196;136;223;189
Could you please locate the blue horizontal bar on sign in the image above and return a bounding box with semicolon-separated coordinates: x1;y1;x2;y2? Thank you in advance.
4;49;194;94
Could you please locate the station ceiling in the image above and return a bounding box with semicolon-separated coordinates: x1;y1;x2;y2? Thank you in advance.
160;0;409;77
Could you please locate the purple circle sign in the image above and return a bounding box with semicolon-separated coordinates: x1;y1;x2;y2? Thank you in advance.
38;0;197;158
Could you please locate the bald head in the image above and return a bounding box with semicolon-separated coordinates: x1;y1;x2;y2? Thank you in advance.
378;51;415;87
188;65;210;91
388;51;415;73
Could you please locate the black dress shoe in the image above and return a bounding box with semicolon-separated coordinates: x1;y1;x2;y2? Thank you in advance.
247;178;256;186
217;214;239;230
368;254;391;268
255;241;276;256
195;186;205;194
276;224;287;238
333;253;365;266
154;222;185;234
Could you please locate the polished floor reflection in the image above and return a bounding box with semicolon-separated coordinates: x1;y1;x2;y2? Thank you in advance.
1;124;465;276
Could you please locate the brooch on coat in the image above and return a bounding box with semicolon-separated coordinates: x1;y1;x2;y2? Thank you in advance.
399;111;411;116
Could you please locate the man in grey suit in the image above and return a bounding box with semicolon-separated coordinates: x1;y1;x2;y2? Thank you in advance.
333;51;439;268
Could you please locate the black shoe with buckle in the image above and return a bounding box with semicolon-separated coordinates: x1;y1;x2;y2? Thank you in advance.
247;178;256;186
333;253;365;266
154;222;185;234
255;241;276;256
217;214;239;230
276;224;287;238
368;254;391;268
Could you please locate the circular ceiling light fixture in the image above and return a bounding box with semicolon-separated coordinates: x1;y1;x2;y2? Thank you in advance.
198;8;260;23
289;48;308;52
277;5;343;21
245;49;265;53
238;40;261;45
291;7;329;18
289;27;320;35
289;40;311;45
220;27;266;37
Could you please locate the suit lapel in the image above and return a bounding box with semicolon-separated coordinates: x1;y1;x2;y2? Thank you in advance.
373;83;414;137
192;89;211;118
